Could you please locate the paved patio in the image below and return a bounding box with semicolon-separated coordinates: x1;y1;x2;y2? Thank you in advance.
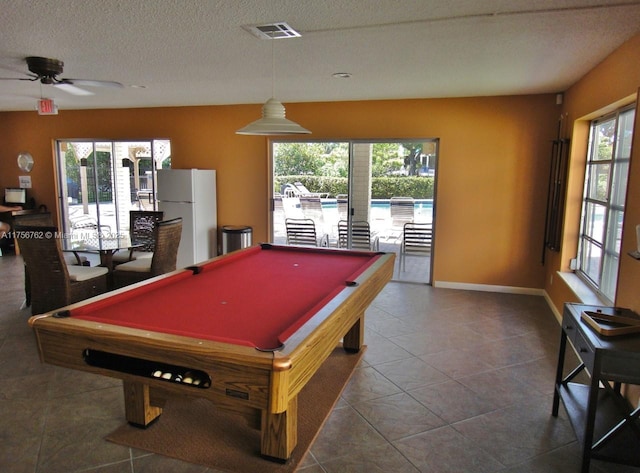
274;197;431;284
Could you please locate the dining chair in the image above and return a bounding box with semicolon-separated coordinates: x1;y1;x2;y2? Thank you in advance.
11;211;86;264
13;212;89;308
399;222;432;271
337;220;379;251
112;210;164;265
285;218;328;247
15;224;108;314
112;217;182;288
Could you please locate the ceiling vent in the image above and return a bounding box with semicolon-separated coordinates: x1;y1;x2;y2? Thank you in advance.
243;22;301;40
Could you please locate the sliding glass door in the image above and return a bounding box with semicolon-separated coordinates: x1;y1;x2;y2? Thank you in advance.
55;140;171;238
270;139;437;284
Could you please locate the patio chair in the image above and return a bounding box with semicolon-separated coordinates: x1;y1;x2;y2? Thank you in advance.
399;222;432;271
336;194;349;221
273;193;286;236
338;220;379;251
285;218;328;247
390;197;415;227
299;194;325;223
389;197;415;238
281;183;300;198
69;214;112;247
112;218;182;288
15;224;108;314
112;210;164;265
294;182;329;198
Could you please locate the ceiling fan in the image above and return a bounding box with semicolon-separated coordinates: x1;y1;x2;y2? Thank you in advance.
0;56;124;95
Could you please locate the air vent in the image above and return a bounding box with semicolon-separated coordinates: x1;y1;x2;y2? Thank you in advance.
243;22;301;40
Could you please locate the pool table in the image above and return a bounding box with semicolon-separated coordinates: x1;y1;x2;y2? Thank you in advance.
29;243;394;461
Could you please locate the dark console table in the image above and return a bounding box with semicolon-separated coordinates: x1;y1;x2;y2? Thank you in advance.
553;302;640;472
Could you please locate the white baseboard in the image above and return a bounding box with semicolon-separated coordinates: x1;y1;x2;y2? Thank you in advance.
432;280;563;323
542;290;563;323
433;280;544;296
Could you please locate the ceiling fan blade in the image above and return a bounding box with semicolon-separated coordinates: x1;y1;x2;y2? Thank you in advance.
53;83;95;96
61;78;124;89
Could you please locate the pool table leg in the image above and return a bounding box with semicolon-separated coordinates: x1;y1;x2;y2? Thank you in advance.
123;380;163;427
343;313;364;352
261;396;298;462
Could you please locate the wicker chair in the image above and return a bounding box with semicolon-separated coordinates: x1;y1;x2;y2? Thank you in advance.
112;210;164;264
13;212;88;308
112;218;182;288
15;224;108;314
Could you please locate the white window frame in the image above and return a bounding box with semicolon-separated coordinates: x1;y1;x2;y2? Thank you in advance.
577;105;635;303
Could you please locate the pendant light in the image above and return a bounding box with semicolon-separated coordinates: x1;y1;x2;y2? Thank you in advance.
236;29;310;136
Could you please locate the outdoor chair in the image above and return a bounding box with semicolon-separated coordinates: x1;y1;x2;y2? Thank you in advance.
69;214;112;248
399;222;432;271
273;193;286;235
112;218;182;288
389;196;415;238
281;183;300;198
285;218;328;247
294;182;329;198
112;210;164;265
15;224;108;314
299;195;325;223
336;194;349;221
338;220;379;251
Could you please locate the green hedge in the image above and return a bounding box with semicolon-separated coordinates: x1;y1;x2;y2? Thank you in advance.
275;175;434;199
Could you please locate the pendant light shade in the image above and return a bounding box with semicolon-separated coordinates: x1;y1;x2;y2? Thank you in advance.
236;98;311;135
236;23;310;136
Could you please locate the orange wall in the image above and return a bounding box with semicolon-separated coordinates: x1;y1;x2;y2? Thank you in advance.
1;93;558;288
545;33;640;313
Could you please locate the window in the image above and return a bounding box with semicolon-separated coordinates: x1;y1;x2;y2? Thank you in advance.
55;140;171;238
577;106;635;303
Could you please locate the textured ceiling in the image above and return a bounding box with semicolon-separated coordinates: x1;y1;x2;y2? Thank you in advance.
0;0;639;111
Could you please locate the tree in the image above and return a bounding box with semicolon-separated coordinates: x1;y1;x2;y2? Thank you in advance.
371;143;403;176
274;142;347;177
401;142;424;176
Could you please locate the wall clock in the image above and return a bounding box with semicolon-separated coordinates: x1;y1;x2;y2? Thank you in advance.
17;152;34;172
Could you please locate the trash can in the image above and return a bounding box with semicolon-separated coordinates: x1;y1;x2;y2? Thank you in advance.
221;225;252;254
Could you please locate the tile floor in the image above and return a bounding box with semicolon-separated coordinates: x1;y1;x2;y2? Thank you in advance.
1;253;639;472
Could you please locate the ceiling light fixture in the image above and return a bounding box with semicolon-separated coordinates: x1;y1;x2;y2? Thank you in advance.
236;23;310;136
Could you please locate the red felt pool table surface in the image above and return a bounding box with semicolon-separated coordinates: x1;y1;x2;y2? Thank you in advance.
69;244;384;350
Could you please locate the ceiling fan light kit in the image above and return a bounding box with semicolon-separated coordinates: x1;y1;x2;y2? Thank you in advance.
236;22;310;136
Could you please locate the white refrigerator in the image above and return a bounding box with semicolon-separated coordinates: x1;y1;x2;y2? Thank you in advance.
157;169;217;268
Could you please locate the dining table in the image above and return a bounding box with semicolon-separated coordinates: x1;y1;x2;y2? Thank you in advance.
63;232;142;271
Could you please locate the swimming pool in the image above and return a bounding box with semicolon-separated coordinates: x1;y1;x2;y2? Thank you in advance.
321;198;433;210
